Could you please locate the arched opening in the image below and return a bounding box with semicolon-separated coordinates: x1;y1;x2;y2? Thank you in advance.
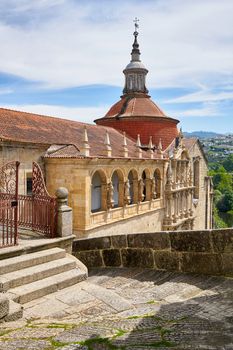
112;172;119;207
91;170;107;213
154;169;161;198
111;169;124;208
128;169;138;204
193;159;200;199
141;169;150;202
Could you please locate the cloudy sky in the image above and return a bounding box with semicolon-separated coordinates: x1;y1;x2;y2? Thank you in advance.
0;0;232;133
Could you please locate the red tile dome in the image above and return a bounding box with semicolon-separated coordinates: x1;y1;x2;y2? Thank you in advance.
95;95;179;149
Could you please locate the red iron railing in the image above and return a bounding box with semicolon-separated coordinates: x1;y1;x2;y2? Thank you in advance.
0;161;57;248
0;161;19;247
0;194;17;247
18;195;57;238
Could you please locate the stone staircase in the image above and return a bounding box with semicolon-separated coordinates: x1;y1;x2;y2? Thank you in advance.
0;247;87;322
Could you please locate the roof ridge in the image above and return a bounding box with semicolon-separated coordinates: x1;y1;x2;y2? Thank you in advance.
131;97;136;115
115;96;133;119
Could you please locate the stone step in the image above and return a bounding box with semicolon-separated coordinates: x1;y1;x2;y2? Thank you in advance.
8;268;87;304
1;300;23;323
0;257;77;291
0;248;66;275
0;294;9;319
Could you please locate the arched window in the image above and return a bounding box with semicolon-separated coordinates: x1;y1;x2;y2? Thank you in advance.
141;169;150;202
154;169;161;198
91;170;107;213
128;171;133;204
112;171;119;207
142;171;146;201
91;172;102;212
128;170;138;204
193;159;200;199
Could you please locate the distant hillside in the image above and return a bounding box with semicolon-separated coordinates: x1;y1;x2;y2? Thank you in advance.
183;131;223;139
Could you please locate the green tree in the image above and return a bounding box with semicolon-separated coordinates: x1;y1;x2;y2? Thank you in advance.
209;166;232;193
213;189;222;204
223;154;233;172
216;190;233;212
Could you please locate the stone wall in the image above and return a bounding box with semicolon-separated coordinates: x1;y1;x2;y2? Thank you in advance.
73;229;233;277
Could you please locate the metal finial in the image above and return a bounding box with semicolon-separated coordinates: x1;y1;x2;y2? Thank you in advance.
133;17;139;34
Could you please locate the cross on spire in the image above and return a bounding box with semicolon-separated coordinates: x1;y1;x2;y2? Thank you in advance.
133;17;139;33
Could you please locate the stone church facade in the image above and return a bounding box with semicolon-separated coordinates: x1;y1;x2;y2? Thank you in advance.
0;28;213;238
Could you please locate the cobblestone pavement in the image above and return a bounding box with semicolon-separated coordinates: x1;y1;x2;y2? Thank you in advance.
0;268;233;349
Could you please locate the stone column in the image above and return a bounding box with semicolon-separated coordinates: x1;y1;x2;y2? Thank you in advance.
138;179;145;202
180;192;184;219
176;192;179;221
184;190;189;218
180;162;184;187
173;161;177;189
56;187;73;237
164;193;173;226
176;162;180;188
173;192;177;223
124;180;131;205
184;161;188;187
189;189;194;216
151;178;157;200
133;179;138;204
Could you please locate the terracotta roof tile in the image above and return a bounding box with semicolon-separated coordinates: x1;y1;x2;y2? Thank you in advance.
0;107;153;159
99;96;167;119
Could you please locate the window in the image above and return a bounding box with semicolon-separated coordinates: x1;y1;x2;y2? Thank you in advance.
112;171;119;207
26;174;32;195
154;169;161;198
142;170;151;201
193;159;200;199
91;172;102;212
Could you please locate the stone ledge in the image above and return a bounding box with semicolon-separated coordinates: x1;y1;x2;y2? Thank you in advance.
72;228;233;277
170;230;212;252
128;232;170;250
211;229;233;253
73;236;111;251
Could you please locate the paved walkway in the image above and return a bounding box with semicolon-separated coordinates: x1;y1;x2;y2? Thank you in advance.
0;268;232;349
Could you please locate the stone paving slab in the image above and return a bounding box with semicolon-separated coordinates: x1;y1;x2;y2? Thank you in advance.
0;268;232;350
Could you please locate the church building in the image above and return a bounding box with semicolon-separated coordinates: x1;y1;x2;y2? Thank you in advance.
0;26;213;238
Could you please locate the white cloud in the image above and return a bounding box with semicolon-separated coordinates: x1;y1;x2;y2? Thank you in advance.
1;104;108;124
165;90;233;104
166;103;219;118
0;88;13;95
0;0;232;90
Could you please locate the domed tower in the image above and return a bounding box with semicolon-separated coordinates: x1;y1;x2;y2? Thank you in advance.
95;20;179;150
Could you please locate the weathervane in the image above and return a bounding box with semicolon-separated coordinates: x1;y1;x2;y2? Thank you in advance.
133;17;139;34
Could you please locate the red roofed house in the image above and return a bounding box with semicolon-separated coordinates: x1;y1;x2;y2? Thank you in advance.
0;28;213;238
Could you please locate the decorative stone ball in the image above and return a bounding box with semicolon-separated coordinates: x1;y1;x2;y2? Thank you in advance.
56;187;68;199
